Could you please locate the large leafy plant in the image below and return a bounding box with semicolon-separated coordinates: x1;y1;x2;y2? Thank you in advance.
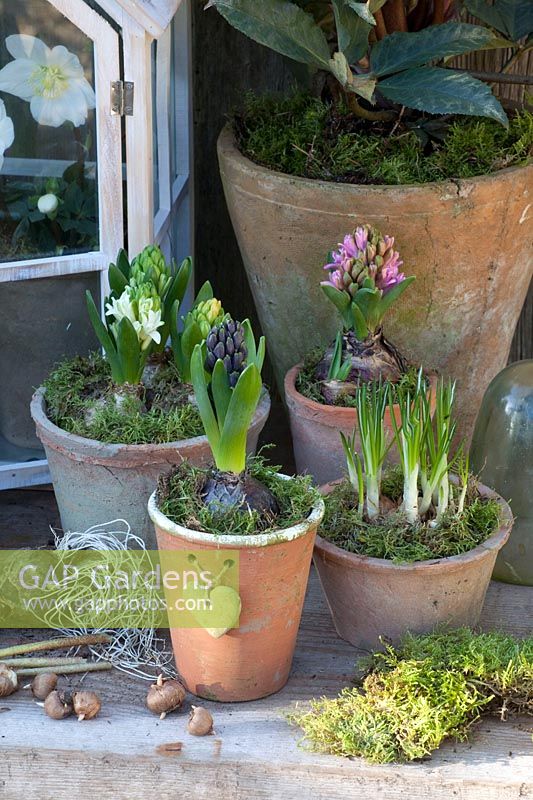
207;0;533;124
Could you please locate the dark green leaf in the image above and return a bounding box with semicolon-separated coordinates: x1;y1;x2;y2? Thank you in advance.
108;263;128;295
85;291;123;382
379;67;508;126
193;280;214;306
371;22;506;77
116;249;131;279
463;0;533;40
209;0;331;67
332;0;372;63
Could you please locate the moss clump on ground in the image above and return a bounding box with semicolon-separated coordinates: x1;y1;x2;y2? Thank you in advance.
289;628;533;763
321;473;501;562
235;92;533;185
295;348;424;407
43;352;203;445
157;456;321;536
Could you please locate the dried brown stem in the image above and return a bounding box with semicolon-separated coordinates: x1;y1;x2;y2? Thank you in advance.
374;9;388;39
0;634;112;660
382;0;408;32
432;0;445;25
1;656;87;669
16;662;112;677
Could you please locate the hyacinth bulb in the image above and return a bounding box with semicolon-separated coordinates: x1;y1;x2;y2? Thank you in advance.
321;224;405;301
205;319;248;388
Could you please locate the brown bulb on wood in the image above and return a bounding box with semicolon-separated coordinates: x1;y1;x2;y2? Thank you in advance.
0;665;17;697
31;672;58;701
146;674;186;720
187;706;214;736
73;690;101;721
44;690;73;720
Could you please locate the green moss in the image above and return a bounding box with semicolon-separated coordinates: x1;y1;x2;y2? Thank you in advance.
235;92;533;185
157;456;321;536
295;348;424;408
43;353;203;445
321;475;501;562
289;628;533;763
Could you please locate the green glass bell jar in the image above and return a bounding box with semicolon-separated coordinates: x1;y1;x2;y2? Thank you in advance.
470;360;533;585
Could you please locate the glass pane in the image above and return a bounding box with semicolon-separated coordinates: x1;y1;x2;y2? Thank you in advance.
0;0;99;263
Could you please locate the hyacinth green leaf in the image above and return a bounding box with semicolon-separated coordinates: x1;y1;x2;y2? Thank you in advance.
332;0;372;63
116;317;142;384
191;344;221;454
169;299;186;377
349;302;369;340
371;23;508;77
352;286;381;329
377;276;416;319
209;0;331;68
379;67;508;126
212;359;233;428
321;284;351;313
241;318;257;365
194;279;214;307
217;364;262;473
108;263;128;296
463;0;533;40
178;319;205;383
85;291;123;382
115;248;131;279
166;256;193;312
328;331;343;381
255;336;266;373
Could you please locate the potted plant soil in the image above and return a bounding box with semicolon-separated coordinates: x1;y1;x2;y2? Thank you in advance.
148;320;324;702
313;377;513;651
209;0;533;440
286;222;436;484
31;246;270;547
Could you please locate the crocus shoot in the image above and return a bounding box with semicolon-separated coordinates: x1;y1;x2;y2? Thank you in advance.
318;224;414;403
190;318;276;514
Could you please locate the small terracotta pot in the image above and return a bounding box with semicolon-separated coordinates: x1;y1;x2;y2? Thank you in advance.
314;481;513;651
31;388;270;548
148;480;325;702
285;364;436;486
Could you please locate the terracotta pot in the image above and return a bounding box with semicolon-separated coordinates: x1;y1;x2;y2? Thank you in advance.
285;364;437;485
314;481;513;651
218;125;533;443
148;481;325;702
31;388;270;548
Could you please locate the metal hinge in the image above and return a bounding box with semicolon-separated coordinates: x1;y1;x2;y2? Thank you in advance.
111;81;134;116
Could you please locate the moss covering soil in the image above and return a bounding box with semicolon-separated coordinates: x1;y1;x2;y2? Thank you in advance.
235;93;533;186
157;457;321;537
321;471;501;563
43;352;203;445
289;627;533;763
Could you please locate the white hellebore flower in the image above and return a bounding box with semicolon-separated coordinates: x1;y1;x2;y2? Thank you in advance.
37;193;59;215
0;35;96;128
0;99;14;171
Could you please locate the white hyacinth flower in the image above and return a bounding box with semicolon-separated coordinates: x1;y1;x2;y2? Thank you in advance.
106;290;137;328
37;193;59;215
106;288;164;351
0;99;14;171
0;34;96;128
137;297;164;350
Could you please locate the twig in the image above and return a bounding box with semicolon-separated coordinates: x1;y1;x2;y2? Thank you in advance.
0;634;112;660
0;656;87;669
16;662;113;677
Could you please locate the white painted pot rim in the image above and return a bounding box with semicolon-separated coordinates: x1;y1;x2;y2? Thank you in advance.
148;474;325;548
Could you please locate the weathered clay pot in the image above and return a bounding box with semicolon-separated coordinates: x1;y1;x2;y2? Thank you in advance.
148;481;325;702
314;481;513;651
31;388;270;548
218;125;533;442
285;364;437;485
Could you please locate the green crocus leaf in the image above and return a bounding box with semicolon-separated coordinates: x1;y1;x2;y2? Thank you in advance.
211;359;233;429
208;0;331;68
463;0;533;40
332;0;372;63
191;344;221;455
379;67;508;126
217;364;262;473
371;22;508;77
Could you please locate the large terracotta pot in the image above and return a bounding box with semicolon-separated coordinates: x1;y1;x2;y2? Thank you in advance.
31;388;270;548
314;481;513;651
218;125;533;442
285;364;437;485
148;482;325;702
